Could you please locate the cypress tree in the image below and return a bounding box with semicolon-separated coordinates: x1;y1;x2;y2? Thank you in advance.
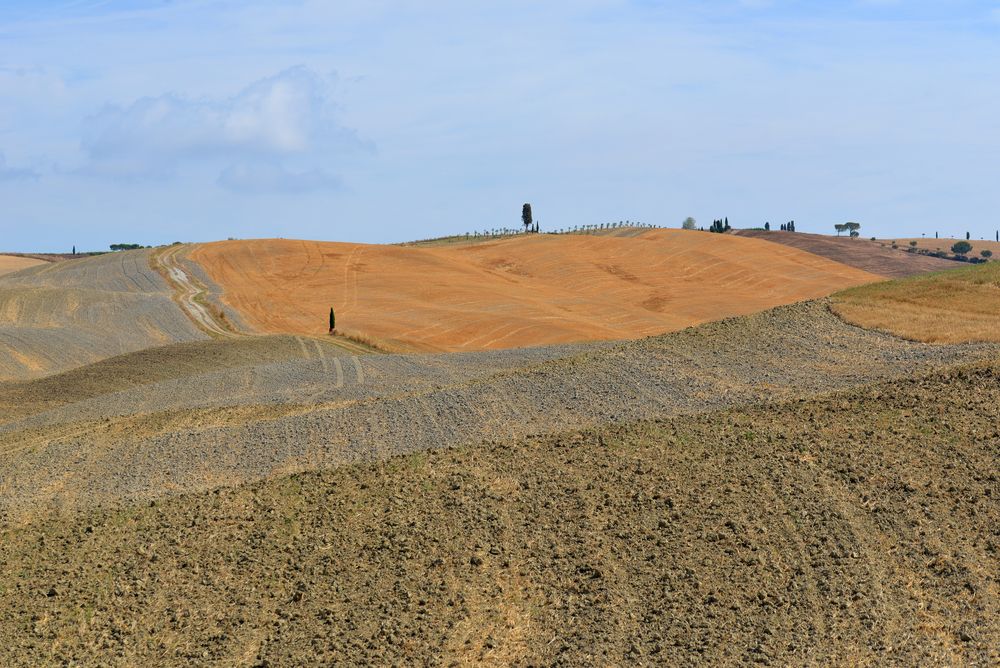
329;307;335;332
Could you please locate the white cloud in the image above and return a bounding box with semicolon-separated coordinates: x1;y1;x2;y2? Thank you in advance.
0;153;39;182
80;66;369;181
217;160;341;193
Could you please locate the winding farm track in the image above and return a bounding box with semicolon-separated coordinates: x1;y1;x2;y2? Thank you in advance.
153;245;238;338
153;245;377;359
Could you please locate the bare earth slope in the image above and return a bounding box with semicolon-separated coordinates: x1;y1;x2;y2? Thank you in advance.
2;301;995;516
733;230;956;278
0;254;47;277
191;231;882;351
1;362;996;666
0;249;206;380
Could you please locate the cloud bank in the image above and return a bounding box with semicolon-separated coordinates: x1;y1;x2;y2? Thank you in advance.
0;153;39;182
217;161;342;193
80;66;369;188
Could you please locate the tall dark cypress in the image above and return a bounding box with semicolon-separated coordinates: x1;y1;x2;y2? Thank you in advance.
329;307;335;332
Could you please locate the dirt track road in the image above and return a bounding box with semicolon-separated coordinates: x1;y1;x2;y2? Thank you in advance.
153;245;236;338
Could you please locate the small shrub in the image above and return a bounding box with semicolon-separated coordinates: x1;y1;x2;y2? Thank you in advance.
951;240;973;256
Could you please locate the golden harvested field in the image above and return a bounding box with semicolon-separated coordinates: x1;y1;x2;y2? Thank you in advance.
887;237;1000;258
0;254;46;276
832;260;1000;343
192;230;883;351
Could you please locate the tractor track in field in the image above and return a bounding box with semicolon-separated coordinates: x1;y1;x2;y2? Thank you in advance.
152;245;239;338
152;245;378;357
1;299;997;516
0;357;997;665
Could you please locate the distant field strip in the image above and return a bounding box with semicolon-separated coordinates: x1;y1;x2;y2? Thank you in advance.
191;231;882;352
889;237;1000;258
733;230;956;278
0;255;47;277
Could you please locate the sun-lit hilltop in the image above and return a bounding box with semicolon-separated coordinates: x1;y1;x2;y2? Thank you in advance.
191;229;884;351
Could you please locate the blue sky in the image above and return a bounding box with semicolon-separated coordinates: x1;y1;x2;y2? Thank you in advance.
1;0;999;251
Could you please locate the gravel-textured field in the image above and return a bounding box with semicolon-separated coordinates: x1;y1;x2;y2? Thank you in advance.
1;361;996;666
2;300;995;517
0;249;206;380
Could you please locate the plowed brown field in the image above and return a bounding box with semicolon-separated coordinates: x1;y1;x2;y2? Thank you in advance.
732;230;957;278
192;231;882;351
0;255;46;277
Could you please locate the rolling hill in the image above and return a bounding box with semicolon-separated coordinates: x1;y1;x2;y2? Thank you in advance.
191;230;883;352
0;249;205;381
1;239;998;664
2;299;994;517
